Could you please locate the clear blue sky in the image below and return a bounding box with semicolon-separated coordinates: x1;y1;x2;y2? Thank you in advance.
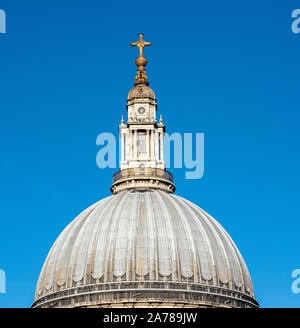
0;0;299;308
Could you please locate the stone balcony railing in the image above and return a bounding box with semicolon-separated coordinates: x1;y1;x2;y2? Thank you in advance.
111;167;175;194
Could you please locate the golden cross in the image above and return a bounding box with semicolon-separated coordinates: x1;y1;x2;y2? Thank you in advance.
130;33;151;57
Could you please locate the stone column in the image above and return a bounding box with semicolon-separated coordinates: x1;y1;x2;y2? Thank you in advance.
126;129;130;161
134;129;137;159
146;129;150;160
121;131;125;162
159;129;164;161
151;129;155;160
155;130;159;162
129;129;133;160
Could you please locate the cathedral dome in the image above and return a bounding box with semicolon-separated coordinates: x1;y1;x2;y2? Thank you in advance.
32;189;258;308
127;84;156;101
32;33;258;309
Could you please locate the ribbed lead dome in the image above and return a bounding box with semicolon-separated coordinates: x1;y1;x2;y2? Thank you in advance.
127;84;156;101
32;190;258;308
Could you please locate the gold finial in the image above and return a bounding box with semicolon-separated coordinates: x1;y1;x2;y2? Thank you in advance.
130;33;151;85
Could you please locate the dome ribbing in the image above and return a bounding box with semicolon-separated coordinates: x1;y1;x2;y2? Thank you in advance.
32;190;258;308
